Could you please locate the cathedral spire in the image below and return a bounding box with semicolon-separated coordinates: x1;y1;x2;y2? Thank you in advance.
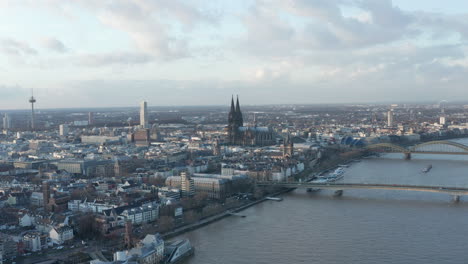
236;95;243;126
231;95;235;112
228;95;235;123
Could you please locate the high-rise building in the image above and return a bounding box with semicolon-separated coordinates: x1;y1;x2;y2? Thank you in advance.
59;124;69;136
439;115;446;125
140;101;148;128
387;110;394;127
88;112;94;125
180;171;195;198
2;114;10;130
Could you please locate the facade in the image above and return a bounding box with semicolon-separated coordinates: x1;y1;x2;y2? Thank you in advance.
47;193;70;213
19;213;35;227
2;114;10;130
227;96;275;146
68;200;115;213
49;226;74;244
113;233;165;264
23;233;44;252
121;204;159;225
440;115;446;125
282;134;294;158
31;192;44;206
59;124;69;136
387;110;394;127
180;172;195;198
140;101;148;128
166;174;228;200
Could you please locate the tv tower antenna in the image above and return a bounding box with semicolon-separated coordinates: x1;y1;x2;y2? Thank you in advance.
29;89;36;130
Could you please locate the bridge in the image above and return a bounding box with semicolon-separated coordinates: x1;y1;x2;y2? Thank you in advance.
364;140;468;159
257;182;468;201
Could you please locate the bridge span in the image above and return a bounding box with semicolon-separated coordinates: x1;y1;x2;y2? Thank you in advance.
257;182;468;200
364;140;468;159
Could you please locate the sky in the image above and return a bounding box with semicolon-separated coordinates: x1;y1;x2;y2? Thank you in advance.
0;0;468;109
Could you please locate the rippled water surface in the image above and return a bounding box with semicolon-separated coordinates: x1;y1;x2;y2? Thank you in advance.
178;139;468;264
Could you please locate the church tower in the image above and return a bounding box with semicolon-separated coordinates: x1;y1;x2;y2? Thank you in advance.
283;134;294;158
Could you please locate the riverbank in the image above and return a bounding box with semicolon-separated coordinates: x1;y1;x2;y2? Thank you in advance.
162;188;294;240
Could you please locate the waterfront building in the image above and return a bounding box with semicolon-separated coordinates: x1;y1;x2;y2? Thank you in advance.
166;173;229;200
121;204;160;225
180;171;195;198
112;233;165;263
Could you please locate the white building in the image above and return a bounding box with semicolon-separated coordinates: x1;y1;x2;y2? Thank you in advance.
439;115;446;125
68;200;115;213
121;204;159;225
59;124;69;136
387;110;394;127
140;101;148;128
49;226;73;244
23;233;42;252
19;213;34;227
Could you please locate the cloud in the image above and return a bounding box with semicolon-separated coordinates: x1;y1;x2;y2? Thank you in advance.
76;52;153;66
0;38;37;56
39;37;68;53
88;0;217;60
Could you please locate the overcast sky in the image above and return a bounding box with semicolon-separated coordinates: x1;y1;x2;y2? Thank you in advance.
1;0;468;109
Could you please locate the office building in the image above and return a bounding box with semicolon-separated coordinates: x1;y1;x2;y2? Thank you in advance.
2;114;10;130
59;124;69;136
140;101;148;128
387;110;394;127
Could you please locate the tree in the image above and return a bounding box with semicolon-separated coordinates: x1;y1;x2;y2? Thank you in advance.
77;213;99;239
157;216;174;233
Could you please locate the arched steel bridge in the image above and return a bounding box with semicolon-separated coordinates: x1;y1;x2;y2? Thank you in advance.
364;140;468;159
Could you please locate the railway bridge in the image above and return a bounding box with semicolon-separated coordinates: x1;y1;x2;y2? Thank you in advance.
364;140;468;159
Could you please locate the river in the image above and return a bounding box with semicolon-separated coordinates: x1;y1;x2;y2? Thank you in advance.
177;139;468;264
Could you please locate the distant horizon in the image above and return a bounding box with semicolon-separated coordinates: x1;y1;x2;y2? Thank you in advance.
0;99;464;113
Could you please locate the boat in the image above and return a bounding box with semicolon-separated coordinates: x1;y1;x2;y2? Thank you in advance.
265;197;283;201
422;164;432;173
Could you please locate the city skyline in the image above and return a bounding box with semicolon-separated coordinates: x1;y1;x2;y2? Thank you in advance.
1;1;468;109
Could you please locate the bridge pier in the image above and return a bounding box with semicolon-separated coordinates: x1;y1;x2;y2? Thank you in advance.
333;190;343;197
404;152;411;160
452;195;461;203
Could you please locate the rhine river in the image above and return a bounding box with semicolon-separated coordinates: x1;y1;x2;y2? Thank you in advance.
178;139;468;264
